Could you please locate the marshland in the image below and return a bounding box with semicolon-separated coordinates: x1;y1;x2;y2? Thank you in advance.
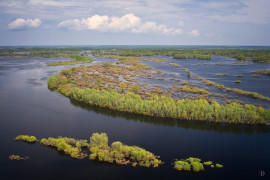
1;46;270;179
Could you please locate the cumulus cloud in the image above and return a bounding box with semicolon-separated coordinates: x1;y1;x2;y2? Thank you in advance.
131;22;181;35
187;29;200;37
8;18;41;30
58;13;181;35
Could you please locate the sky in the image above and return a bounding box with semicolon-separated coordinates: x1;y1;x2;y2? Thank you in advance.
0;0;270;46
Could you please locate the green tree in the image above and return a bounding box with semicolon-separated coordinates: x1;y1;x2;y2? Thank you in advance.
131;84;141;93
90;133;109;148
119;82;127;92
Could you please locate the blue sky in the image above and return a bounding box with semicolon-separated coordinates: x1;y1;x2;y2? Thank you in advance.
0;0;269;46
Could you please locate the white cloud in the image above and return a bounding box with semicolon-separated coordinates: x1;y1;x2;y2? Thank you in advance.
28;0;78;7
58;13;181;35
187;29;200;37
8;18;41;30
131;22;181;35
178;21;184;26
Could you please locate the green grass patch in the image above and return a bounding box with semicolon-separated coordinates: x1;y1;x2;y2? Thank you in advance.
234;80;242;83
47;55;93;66
216;73;228;76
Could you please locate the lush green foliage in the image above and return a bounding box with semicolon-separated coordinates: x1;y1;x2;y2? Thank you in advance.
174;157;204;172
190;162;204;172
90;133;108;148
48;75;59;89
2;47;270;63
40;137;89;159
47;55;93;66
203;161;213;166
48;68;270;124
89;133;163;167
15;135;37;143
69;88;269;124
9;155;28;160
37;133;162;167
174;160;191;171
174;157;223;172
91;48;270;63
215;164;224;168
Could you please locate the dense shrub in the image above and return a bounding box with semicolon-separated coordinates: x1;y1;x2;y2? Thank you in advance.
15;135;37;143
215;164;224;168
190;162;204;172
174;160;191;171
40;137;88;159
89;133;162;167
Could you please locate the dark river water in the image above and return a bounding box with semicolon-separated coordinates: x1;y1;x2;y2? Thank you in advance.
0;56;270;180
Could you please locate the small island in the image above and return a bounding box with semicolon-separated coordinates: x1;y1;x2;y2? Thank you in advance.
173;157;223;172
9;155;29;160
47;55;93;66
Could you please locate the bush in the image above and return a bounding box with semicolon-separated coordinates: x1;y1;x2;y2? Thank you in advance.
203;161;213;166
89;133;163;167
215;164;223;168
48;75;59;89
190;162;204;172
15;135;37;143
111;141;123;151
174;160;191;171
186;157;201;163
40;137;88;159
90;133;109;148
131;84;141;93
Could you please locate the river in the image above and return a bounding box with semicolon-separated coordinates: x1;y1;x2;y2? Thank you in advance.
0;56;269;179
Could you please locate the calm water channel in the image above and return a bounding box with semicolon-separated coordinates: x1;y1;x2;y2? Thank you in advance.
0;56;269;179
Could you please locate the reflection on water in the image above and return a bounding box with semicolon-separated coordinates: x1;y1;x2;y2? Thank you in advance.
70;99;270;135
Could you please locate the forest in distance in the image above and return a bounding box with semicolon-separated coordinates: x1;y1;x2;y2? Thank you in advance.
1;46;270;63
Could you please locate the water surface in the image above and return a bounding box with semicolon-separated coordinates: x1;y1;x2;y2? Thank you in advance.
0;56;269;179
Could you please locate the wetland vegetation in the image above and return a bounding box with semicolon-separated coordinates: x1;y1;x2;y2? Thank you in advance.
47;56;270;124
173;157;223;172
15;135;37;143
47;55;93;66
251;70;270;76
2;47;270;63
8;155;29;160
15;133;162;168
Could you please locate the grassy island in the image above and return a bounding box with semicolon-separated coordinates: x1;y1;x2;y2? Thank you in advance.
251;70;270;76
174;157;204;172
15;135;37;143
40;133;162;167
89;133;162;167
48;59;270;124
9;155;29;160
174;157;223;172
216;73;228;76
40;137;89;159
47;55;93;66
